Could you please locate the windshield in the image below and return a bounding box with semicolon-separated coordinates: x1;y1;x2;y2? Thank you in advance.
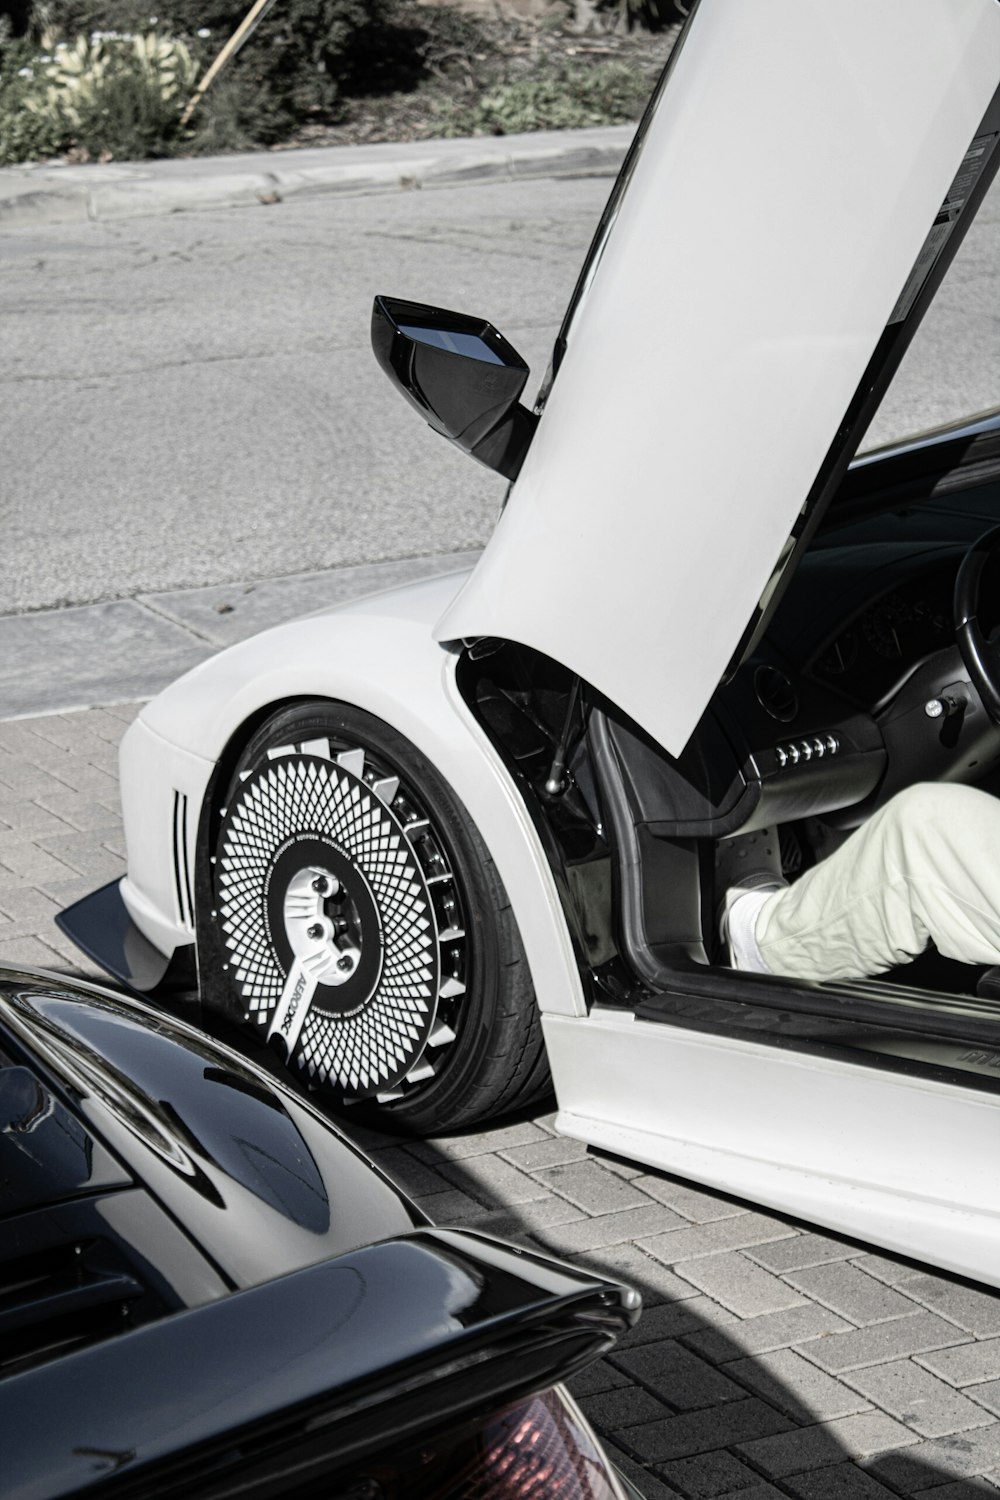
860;163;1000;453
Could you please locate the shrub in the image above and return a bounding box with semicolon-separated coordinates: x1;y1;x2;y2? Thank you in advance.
35;0;388;131
181;69;263;153
0;0;662;163
0;28;197;161
0;0;32;37
352;0;490;97
432;59;649;137
0;34;65;160
244;0;383;114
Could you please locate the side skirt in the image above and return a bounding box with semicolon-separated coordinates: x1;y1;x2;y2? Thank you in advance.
543;1005;1000;1289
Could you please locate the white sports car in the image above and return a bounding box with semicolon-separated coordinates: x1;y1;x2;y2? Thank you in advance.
61;0;1000;1287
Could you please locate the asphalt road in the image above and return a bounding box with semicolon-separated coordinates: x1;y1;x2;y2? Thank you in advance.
0;177;598;613
1;169;998;615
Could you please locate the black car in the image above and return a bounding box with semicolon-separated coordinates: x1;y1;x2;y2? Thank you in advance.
0;969;641;1499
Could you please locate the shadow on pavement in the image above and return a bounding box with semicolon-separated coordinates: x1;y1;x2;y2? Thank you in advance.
343;1119;1000;1500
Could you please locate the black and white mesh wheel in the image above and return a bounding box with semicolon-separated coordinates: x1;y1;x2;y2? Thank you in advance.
215;734;467;1102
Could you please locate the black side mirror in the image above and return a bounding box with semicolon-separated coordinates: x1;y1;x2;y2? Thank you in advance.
371;295;538;482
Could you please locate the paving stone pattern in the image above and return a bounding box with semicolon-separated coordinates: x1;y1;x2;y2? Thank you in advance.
10;704;1000;1498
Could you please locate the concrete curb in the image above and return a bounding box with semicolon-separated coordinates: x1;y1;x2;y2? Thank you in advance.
0;124;632;227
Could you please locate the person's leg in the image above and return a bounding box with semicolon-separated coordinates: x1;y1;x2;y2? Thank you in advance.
732;783;1000;983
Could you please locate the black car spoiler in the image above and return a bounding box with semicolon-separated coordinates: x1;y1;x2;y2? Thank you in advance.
1;1227;640;1500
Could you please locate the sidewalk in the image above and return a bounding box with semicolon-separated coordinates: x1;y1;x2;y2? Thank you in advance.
0;123;632;227
0;550;481;718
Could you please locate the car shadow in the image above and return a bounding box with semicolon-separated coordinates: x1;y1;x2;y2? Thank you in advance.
337;1111;1000;1499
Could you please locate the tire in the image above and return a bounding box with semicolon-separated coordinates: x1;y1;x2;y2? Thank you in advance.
212;700;550;1132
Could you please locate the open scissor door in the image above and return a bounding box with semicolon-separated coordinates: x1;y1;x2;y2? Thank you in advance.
436;0;1000;757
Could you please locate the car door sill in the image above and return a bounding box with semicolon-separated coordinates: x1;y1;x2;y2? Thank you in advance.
631;965;1000;1094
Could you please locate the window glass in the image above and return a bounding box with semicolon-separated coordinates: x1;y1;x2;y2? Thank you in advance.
859;172;1000;452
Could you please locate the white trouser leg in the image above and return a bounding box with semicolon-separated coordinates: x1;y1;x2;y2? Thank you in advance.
749;783;1000;983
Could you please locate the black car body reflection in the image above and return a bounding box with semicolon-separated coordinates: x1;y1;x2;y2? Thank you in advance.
0;971;642;1500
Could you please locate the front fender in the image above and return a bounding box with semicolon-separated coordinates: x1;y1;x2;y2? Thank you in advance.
122;571;585;1019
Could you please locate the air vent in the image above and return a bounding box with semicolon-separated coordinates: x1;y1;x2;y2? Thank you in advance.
0;1237;146;1380
173;789;194;929
754;665;798;724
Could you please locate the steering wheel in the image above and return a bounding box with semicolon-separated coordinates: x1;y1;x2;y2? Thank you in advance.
955;524;1000;725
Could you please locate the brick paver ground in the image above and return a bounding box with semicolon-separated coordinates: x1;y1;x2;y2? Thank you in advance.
9;703;1000;1499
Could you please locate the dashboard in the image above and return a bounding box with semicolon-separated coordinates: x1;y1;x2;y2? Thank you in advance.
809;564;955;709
715;541;1000;832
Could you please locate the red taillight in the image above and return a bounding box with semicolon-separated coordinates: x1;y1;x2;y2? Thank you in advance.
436;1386;625;1500
356;1381;627;1499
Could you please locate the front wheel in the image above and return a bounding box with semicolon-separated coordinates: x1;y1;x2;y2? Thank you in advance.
211;701;549;1132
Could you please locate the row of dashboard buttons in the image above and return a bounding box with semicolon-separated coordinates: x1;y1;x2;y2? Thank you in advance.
775;735;839;768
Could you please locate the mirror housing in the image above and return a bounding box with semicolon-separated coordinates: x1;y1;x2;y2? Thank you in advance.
371;295;538;482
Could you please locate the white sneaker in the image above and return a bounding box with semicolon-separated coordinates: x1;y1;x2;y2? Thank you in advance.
720;875;787;972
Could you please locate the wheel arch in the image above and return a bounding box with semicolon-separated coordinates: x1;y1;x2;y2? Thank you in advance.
136;575;586;1021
